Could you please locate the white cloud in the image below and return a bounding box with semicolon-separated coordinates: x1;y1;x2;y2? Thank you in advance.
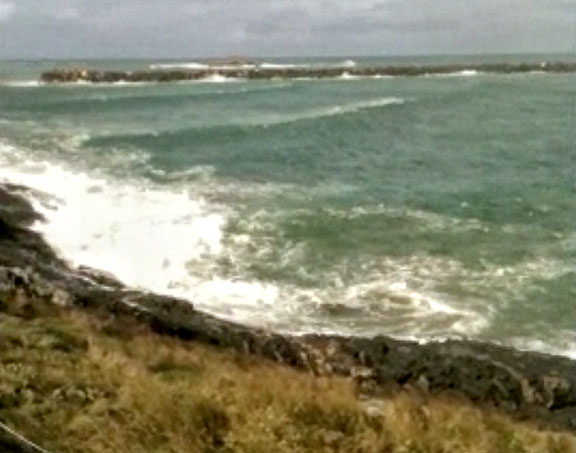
0;0;15;22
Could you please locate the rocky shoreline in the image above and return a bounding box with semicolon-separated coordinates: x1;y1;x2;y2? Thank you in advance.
1;182;576;432
39;62;576;83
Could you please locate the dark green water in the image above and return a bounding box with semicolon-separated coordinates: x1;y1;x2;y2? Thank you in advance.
1;56;574;356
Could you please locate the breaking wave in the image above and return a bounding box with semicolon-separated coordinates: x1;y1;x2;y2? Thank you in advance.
150;60;359;71
251;97;406;126
0;139;490;341
0;80;43;88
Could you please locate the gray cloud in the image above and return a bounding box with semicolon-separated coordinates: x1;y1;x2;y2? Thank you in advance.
0;0;573;58
0;0;16;22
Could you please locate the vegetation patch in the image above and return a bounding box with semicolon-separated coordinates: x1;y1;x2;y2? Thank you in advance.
0;301;574;453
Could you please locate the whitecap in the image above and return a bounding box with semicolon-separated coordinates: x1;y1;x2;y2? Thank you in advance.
199;73;236;83
150;62;210;70
249;97;405;127
0;80;43;88
0;142;225;295
258;62;302;70
425;69;481;78
338;71;359;80
338;59;357;68
453;69;479;77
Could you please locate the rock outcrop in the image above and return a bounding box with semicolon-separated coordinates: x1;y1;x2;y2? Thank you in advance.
39;62;576;84
1;182;575;431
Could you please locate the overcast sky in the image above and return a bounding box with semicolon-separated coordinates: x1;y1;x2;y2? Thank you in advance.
0;0;574;59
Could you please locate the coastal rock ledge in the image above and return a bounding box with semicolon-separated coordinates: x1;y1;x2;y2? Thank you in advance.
1;182;575;432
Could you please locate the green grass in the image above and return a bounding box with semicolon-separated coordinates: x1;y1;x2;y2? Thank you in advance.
0;298;574;453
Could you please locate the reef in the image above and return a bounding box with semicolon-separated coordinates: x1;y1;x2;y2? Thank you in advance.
39;62;576;84
1;182;575;432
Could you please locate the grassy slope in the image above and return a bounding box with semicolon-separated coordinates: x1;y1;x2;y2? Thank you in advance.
0;300;574;453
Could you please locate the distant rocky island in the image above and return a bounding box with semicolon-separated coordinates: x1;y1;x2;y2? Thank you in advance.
40;61;576;84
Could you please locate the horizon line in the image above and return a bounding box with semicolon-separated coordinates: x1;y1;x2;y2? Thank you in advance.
1;50;575;63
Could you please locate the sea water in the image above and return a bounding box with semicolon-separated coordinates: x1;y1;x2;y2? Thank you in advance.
0;55;574;357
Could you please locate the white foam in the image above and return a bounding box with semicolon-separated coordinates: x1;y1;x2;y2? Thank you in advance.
258;62;301;70
506;334;576;360
150;62;211;70
110;80;153;87
0;141;290;323
0;145;206;289
0;80;43;88
252;97;405;127
338;59;357;68
199;73;236;83
152;60;358;73
314;97;406;115
338;71;359;80
453;70;479;77
342;278;487;333
45;80;158;88
151;62;259;71
425;69;481;78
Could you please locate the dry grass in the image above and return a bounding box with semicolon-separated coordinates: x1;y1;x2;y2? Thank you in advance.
0;303;574;453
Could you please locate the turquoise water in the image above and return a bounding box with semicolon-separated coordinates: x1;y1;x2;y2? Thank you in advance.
0;56;575;356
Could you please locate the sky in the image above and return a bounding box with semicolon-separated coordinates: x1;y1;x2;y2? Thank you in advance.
0;0;574;59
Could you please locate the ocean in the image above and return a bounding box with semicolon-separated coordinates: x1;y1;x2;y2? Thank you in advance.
0;55;574;357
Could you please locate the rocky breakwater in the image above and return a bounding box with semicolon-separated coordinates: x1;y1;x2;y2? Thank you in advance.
39;62;576;84
1;182;576;431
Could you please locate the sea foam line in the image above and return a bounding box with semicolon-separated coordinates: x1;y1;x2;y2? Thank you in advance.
255;97;406;127
0;80;43;88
